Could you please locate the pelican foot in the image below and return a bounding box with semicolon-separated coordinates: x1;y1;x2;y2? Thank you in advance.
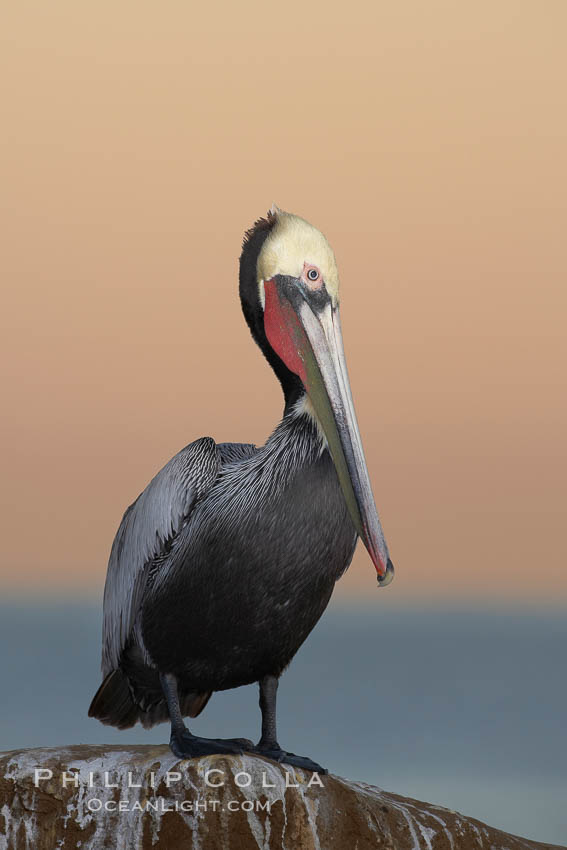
170;730;253;759
254;745;327;774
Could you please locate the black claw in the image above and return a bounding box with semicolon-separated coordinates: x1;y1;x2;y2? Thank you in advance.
254;746;327;774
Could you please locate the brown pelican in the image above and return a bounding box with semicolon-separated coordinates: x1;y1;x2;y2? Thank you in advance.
89;207;394;772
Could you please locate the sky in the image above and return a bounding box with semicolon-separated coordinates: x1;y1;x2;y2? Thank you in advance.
1;0;566;604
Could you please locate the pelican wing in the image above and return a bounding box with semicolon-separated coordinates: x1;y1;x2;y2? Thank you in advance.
217;441;256;463
101;437;220;675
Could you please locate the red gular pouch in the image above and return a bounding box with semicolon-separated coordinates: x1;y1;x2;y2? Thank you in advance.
263;278;309;387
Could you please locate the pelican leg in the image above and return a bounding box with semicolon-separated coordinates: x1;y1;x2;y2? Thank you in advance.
159;672;253;758
254;674;327;774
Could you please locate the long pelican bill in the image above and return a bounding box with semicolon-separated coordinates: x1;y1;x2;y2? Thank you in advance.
263;275;394;587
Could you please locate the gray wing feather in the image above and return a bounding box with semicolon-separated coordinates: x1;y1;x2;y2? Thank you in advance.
102;437;220;675
217;442;256;463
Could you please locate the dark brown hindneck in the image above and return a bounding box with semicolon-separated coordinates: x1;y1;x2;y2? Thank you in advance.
238;215;304;413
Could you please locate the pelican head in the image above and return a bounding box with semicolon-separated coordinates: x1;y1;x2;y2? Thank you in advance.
240;207;394;587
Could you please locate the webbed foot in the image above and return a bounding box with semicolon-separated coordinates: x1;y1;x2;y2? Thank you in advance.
254;745;327;774
170;730;253;759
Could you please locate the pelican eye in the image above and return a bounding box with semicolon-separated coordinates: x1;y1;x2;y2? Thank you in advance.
307;268;319;281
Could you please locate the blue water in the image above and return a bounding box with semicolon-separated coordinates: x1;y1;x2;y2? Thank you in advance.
0;598;565;845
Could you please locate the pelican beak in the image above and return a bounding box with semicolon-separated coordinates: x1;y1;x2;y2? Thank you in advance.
264;276;394;587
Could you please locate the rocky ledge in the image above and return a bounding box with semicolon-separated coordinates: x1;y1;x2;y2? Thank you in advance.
0;746;563;850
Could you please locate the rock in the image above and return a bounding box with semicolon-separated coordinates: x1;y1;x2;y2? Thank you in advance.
0;746;563;850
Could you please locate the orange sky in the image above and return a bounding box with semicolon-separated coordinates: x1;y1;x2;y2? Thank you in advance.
1;1;566;603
